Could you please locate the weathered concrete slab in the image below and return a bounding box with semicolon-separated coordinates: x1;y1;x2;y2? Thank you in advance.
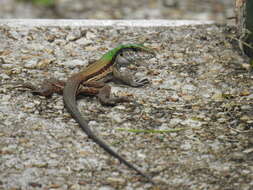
0;19;252;190
0;19;214;27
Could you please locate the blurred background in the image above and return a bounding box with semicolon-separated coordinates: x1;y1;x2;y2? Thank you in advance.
0;0;234;23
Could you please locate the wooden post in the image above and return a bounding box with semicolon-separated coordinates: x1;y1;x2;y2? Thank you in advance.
235;0;253;58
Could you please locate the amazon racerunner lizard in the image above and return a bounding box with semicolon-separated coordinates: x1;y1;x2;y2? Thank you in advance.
19;44;155;184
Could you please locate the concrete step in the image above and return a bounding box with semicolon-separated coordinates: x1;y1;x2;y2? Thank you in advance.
0;19;252;190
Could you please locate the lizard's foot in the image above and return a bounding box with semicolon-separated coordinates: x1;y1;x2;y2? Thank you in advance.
129;77;149;87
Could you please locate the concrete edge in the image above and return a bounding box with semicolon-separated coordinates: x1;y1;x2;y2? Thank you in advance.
0;19;215;27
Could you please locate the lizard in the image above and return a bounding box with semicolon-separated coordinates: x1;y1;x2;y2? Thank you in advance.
17;44;155;183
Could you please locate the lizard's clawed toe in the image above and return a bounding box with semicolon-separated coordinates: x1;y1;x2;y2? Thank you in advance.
132;78;149;87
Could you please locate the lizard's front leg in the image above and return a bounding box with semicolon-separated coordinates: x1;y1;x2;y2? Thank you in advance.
112;65;149;87
96;57;150;105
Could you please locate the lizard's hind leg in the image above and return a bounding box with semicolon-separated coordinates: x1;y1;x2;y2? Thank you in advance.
97;85;129;106
15;78;65;97
81;81;129;105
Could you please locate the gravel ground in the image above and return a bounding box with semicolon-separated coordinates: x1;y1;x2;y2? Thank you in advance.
0;21;253;189
0;0;234;22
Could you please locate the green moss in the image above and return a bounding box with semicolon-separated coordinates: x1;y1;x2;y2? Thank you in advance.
17;0;55;6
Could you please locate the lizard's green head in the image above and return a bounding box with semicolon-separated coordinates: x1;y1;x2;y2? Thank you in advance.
102;43;156;63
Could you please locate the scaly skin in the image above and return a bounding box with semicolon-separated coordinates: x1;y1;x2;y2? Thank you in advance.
63;44;155;184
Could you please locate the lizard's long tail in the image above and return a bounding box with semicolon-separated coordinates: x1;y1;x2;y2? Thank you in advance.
63;79;154;184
